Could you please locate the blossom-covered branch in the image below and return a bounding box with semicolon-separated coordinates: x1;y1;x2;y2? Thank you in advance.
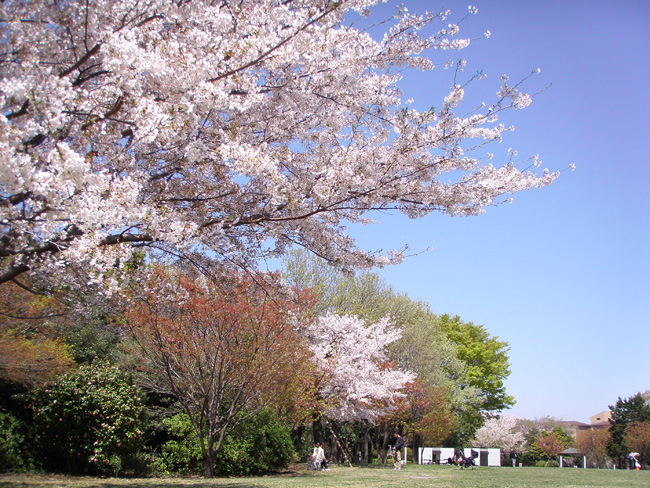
0;0;558;288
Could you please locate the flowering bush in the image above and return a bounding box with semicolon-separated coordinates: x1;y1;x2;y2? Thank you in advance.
31;361;144;474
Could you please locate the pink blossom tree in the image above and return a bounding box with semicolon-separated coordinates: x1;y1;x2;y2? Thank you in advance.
0;0;560;292
305;313;413;463
308;313;414;423
473;414;524;455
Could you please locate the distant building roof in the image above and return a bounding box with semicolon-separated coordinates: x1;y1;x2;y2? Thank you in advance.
560;421;590;427
590;410;611;426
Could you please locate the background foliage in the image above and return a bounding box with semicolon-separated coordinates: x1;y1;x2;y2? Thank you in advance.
151;409;296;476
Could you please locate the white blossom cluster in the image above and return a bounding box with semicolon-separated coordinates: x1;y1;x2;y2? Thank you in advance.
0;0;559;287
472;414;525;452
308;313;414;421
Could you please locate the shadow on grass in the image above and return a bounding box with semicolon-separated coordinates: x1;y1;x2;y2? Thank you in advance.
0;470;312;488
0;478;271;488
90;483;266;488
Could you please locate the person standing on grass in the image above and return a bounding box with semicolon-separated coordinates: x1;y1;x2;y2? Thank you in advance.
392;433;405;470
510;449;518;467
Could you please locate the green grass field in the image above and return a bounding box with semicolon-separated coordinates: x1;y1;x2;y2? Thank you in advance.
1;464;648;488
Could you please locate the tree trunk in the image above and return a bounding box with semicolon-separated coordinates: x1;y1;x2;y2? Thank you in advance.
292;425;307;460
380;427;390;465
363;425;371;464
312;415;325;446
203;452;215;478
413;433;422;464
326;419;353;466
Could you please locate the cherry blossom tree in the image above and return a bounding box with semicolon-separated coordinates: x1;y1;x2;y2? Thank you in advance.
472;414;524;454
304;312;412;464
1;0;560;293
308;313;413;423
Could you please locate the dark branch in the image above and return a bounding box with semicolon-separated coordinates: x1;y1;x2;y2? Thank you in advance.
207;4;340;83
58;43;101;79
9;278;48;296
6;99;30;120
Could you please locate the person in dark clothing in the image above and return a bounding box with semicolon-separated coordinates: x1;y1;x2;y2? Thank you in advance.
510;449;518;467
392;433;405;470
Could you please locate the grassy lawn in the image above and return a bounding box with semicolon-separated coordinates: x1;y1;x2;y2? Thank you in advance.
1;464;648;488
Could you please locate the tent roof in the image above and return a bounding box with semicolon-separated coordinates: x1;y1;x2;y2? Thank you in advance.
559;448;583;455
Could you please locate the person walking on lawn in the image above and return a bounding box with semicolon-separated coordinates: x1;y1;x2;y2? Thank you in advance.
392;433;405;471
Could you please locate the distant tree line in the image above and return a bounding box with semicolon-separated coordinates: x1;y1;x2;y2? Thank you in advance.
470;392;650;469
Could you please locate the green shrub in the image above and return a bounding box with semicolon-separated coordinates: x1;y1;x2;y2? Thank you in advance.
214;408;296;476
0;410;34;472
149;413;203;475
30;360;144;475
151;408;296;476
535;460;559;467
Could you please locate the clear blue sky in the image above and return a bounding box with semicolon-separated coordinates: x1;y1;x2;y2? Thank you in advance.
345;0;650;423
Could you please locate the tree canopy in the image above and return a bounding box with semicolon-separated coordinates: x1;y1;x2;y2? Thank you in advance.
607;393;650;463
438;314;514;412
124;267;314;477
0;0;564;476
1;0;559;294
282;250;515;445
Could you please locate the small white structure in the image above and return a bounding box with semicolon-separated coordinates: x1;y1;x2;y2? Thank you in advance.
419;447;455;465
559;448;587;469
418;447;501;467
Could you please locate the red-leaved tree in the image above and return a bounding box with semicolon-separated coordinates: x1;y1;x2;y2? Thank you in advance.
624;422;650;468
124;266;314;478
534;431;569;465
384;379;455;450
575;428;611;468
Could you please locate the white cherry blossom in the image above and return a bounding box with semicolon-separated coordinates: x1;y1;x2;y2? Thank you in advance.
0;0;559;288
308;313;414;421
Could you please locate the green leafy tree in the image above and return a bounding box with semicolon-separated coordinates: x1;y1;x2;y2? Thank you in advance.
438;314;514;413
31;361;145;474
437;314;514;445
607;393;650;465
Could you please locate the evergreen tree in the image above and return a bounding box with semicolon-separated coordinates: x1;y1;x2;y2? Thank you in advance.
607;393;650;465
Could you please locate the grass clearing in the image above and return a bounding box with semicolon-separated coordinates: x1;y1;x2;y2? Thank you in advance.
1;464;649;488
